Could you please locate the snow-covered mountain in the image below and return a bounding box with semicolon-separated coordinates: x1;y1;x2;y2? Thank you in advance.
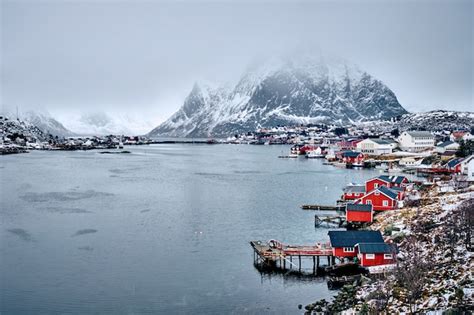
395;110;474;131
149;54;407;138
0;109;74;137
20;111;75;137
0;114;50;142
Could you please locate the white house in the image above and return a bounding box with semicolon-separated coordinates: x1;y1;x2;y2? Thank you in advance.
398;131;435;152
436;140;460;153
399;157;422;167
356;138;393;155
461;155;474;181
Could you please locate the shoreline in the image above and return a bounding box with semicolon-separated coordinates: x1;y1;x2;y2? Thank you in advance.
304;183;473;313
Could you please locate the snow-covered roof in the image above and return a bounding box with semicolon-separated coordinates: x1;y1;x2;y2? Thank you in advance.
343;185;366;193
437;140;456;148
405;131;433;138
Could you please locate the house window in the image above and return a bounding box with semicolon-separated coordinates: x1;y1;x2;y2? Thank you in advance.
374;183;379;188
366;200;372;205
366;254;375;259
384;254;393;259
343;247;354;252
383;200;389;206
375;191;380;196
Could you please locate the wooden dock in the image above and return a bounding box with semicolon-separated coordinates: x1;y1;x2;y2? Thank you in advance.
301;204;345;211
314;214;345;227
250;240;335;274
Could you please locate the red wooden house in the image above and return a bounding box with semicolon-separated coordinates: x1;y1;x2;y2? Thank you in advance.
446;158;464;173
365;175;409;192
328;230;384;258
342;185;366;201
346;203;373;223
355;243;398;267
356;186;398;211
389;186;405;201
341;151;365;165
299;144;317;155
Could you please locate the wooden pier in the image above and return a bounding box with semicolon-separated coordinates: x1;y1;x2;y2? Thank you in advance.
301;204;345;211
314;214;345;227
250;240;335;274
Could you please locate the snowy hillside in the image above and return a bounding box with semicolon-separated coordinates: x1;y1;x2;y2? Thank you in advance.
21;111;75;137
0;114;50;142
0;109;74;137
396;110;474;131
149;54;407;138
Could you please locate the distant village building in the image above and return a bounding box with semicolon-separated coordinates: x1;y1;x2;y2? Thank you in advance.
398;131;435;152
450;131;474;142
446;158;464;173
356;138;393;155
341;151;365;165
436;140;460;153
440;151;458;161
399;157;421;167
461;155;474;181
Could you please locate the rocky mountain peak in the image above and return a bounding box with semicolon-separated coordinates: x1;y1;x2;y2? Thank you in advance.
149;53;407;138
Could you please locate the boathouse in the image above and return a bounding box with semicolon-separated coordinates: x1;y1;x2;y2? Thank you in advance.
342;185;366;201
341;151;365;164
356;186;399;211
365;175;409;192
355;243;398;267
328;230;384;258
345;203;373;223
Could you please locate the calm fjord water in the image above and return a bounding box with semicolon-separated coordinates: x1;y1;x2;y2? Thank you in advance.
1;144;382;314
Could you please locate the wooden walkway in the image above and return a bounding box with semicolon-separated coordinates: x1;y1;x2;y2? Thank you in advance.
250;240;335;273
301;204;345;211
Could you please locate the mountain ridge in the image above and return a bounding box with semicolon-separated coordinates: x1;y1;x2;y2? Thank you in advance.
149;54;408;138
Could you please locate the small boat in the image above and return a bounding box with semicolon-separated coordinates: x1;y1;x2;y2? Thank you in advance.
306;150;324;159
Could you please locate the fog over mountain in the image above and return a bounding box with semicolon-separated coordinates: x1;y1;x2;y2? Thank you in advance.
2;0;472;135
149;53;407;137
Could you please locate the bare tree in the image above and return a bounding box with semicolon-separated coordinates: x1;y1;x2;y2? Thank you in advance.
395;236;432;314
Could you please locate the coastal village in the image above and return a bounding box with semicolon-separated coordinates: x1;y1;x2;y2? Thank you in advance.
245;126;474;313
2;113;473;312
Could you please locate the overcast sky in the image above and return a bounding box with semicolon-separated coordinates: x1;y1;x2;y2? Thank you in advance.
1;0;473;128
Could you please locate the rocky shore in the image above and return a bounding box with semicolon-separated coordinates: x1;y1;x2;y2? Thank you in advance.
305;182;474;313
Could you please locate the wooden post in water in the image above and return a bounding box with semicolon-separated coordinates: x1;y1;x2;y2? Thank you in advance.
290;256;292;269
313;256;316;274
298;255;301;272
